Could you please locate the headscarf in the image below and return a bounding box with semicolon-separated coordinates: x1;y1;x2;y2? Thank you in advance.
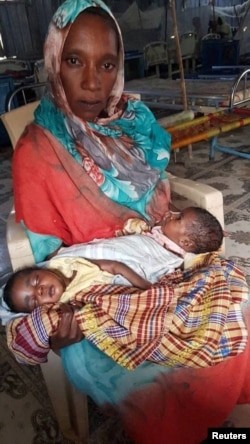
44;0;124;117
34;0;171;212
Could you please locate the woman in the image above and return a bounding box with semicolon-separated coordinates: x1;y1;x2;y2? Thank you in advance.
13;0;171;263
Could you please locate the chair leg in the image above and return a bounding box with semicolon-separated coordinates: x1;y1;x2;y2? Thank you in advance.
40;351;89;443
67;384;89;444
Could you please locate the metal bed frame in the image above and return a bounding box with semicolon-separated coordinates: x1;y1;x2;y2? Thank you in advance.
163;68;250;160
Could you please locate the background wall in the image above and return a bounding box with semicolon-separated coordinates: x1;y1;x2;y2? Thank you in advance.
0;0;247;59
0;0;62;59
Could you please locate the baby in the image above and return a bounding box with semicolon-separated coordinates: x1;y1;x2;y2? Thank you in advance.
3;256;151;314
123;206;224;257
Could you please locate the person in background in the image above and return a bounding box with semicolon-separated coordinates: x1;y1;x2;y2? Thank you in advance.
208;18;216;34
216;16;232;40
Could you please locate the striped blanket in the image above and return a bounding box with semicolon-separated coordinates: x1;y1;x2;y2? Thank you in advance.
7;252;249;369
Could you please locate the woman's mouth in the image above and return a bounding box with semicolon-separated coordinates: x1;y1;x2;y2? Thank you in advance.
79;100;101;110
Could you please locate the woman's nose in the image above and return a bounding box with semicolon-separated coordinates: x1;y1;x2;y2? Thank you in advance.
81;65;100;90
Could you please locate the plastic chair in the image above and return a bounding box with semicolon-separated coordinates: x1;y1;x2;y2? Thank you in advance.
0;98;224;441
1;101;39;148
143;41;168;77
167;32;198;76
180;32;197;56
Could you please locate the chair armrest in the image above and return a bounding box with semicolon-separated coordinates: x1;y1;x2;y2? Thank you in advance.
168;173;224;225
6;210;35;270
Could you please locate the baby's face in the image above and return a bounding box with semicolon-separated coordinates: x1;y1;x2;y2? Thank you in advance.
11;269;66;313
161;208;194;245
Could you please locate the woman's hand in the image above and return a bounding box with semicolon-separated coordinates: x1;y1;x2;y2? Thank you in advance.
49;303;84;355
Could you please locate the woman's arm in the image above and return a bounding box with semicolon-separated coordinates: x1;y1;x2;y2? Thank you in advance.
90;259;151;290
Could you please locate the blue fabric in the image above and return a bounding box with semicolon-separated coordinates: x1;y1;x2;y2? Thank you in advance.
34;98;82;162
61;339;171;405
21;221;62;263
52;0;111;28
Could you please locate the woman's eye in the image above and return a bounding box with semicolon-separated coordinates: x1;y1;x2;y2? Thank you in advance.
103;62;115;70
67;57;80;65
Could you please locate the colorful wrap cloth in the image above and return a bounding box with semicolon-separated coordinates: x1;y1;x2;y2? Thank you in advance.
167;108;250;150
6;253;249;369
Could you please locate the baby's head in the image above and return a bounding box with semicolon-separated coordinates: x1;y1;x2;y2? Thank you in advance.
3;266;68;313
161;207;223;254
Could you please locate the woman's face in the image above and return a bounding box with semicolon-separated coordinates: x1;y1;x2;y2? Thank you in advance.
60;12;119;121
